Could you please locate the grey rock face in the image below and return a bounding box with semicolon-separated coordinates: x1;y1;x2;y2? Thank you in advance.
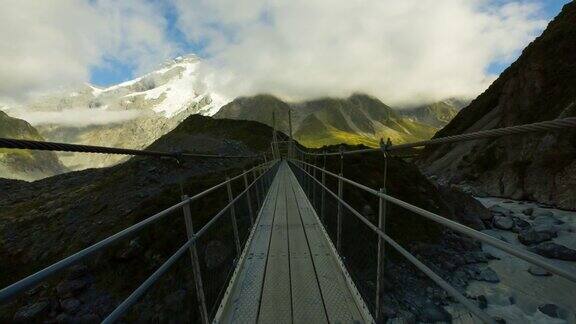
529;242;576;261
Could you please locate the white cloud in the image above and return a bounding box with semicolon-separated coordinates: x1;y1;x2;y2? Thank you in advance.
0;0;175;102
173;0;547;106
11;109;143;127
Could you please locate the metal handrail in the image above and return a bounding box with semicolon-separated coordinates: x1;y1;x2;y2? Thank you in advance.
289;161;494;323
0;160;275;303
295;159;576;284
293;117;576;156
102;161;279;322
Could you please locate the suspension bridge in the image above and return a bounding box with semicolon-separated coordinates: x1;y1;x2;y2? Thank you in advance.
0;117;575;323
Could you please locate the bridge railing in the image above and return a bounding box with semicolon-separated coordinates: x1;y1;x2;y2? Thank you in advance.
287;117;576;323
0;137;280;323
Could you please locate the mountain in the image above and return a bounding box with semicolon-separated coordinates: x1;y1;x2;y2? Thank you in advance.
215;94;439;148
419;2;576;210
399;101;461;128
0;110;66;180
7;55;227;172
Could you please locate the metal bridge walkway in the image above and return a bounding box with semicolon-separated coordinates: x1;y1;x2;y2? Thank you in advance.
215;161;372;323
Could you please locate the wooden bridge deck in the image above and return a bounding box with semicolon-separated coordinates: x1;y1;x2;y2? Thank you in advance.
215;161;373;323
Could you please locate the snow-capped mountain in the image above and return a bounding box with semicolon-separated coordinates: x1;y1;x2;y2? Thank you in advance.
6;55;230;173
24;54;226;119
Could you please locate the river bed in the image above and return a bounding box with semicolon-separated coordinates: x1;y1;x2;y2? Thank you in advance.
461;197;576;323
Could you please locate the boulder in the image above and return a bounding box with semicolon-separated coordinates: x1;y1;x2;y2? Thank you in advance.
14;301;50;321
518;229;555;245
538;303;560;318
493;216;514;230
528;266;552;277
489;205;512;217
436;185;489;230
529;242;576;261
512;217;531;233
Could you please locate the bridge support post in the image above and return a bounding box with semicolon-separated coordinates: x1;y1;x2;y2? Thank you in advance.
243;171;255;225
375;187;387;322
226;178;242;257
336;174;343;252
181;196;209;324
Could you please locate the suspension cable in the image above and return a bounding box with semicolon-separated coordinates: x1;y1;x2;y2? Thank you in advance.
0;138;260;159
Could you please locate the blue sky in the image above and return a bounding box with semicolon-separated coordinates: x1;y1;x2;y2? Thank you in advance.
90;0;571;86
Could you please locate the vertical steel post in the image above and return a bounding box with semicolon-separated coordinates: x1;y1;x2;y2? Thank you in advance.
181;196;209;324
375;137;390;321
243;171;254;225
226;178;242;256
375;187;387;321
336;174;343;252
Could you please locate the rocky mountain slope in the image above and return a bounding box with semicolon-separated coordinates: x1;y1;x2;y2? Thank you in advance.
215;94;442;148
6;55;226;173
0;110;66;180
399;101;462;128
419;2;576;210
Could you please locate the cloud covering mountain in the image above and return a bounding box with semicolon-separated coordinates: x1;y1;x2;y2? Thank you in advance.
0;0;555;108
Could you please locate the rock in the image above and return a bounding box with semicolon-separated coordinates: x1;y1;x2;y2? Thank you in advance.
436;185;489;229
66;264;88;280
518;229;555;245
522;207;534;216
477;295;488;309
14;301;50;321
528;266;551;277
56;279;88;298
529;242;576;261
538;303;560;318
493;216;514;230
418;303;451;323
512;217;531;233
533;210;554;218
477;267;500;283
489;205;512;217
115;239;142;260
204;240;230;269
61;298;81;314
